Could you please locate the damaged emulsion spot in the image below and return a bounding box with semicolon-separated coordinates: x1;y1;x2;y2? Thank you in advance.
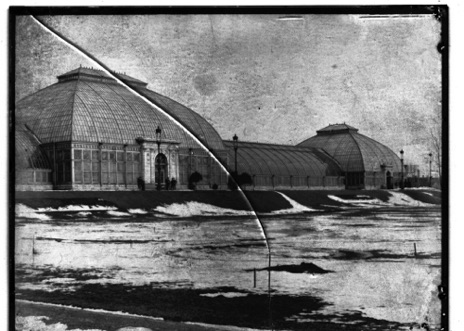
193;73;218;96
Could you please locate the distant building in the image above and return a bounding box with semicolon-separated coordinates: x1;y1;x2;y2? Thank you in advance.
298;124;402;189
14;67;402;191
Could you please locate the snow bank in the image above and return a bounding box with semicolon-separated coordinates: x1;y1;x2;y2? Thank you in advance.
387;192;436;207
15;204;51;220
37;205;117;212
154;193;317;217
328;192;436;208
328;195;387;208
265;192;316;214
153;201;255;217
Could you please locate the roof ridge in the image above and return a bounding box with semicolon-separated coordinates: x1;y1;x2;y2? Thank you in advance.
70;79;79;142
349;130;365;172
223;139;312;148
73;81;102;143
81;79;125;143
57;67;148;87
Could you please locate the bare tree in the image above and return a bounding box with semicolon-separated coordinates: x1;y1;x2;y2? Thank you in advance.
429;112;442;187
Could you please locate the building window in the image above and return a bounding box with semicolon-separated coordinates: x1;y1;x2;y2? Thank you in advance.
126;151;140;185
101;151;109;184
74;150;82;160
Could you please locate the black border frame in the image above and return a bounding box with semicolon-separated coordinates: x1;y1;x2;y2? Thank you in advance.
8;5;449;331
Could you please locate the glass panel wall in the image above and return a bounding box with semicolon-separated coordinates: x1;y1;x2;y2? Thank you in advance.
73;146;140;187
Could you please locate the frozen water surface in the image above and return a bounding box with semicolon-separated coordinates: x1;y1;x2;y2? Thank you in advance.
15;202;441;328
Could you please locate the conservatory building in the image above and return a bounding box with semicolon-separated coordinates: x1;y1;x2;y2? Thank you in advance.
15;67;228;191
15;67;401;191
297;123;402;189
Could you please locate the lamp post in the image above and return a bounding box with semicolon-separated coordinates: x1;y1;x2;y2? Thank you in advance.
232;134;238;176
155;126;161;191
404;165;408;188
429;152;432;187
400;149;404;190
189;148;193;177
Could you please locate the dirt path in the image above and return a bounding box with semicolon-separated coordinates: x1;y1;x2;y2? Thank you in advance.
15;300;261;331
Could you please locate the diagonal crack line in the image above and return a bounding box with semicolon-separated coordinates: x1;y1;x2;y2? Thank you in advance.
29;15;274;325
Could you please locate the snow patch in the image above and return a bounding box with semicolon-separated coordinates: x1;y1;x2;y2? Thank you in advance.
107;210;131;217
128;209;148;214
16;204;51;220
185;321;267;331
15;315;111;331
153;201;255;217
200;292;249;298
42;278;78;284
406;187;440;191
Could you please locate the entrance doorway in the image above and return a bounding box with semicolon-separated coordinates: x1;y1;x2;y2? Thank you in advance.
386;171;393;189
155;153;168;188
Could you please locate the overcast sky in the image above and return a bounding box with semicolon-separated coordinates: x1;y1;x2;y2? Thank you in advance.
15;13;442;172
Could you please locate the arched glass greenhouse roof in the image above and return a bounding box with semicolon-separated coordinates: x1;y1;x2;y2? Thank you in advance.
15;124;51;170
297;124;402;173
223;141;342;177
15;67;225;151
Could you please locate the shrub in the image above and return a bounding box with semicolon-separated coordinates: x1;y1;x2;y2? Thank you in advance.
188;171;202;190
238;172;253;187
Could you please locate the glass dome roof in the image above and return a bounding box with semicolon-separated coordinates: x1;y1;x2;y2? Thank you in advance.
224;141;342;177
15;67;225;151
297;124;402;173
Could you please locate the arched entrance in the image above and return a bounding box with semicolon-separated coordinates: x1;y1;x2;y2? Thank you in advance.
386;171;393;189
155;153;168;188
